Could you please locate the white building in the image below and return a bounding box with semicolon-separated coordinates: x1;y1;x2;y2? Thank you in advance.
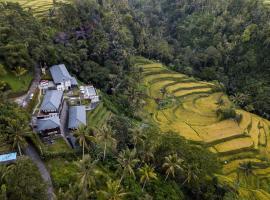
50;64;78;91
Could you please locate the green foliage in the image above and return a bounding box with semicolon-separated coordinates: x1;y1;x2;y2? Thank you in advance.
146;180;184;200
3;156;47;200
217;107;237;121
46;158;78;190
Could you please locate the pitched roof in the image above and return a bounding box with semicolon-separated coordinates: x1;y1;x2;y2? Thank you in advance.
37;116;60;132
40;90;63;111
50;64;78;85
68;106;86;129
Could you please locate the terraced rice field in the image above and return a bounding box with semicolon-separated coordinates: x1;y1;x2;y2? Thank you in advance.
1;0;70;17
136;58;270;199
87;102;112;129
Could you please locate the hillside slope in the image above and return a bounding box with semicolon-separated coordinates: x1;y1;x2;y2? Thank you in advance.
1;0;70;17
136;58;270;200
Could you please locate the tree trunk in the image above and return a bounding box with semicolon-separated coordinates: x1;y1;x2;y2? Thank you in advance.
18;144;22;156
120;171;125;184
103;141;107;161
82;142;85;159
165;173;169;181
142;180;147;191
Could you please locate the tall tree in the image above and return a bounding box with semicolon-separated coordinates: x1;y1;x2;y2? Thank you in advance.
73;126;96;159
6;120;31;156
162;154;184;181
129;127;145;147
96;126;116;161
75;155;99;197
117;148;139;183
99;179;128;200
12;66;28;80
237;161;255;187
139;164;157;191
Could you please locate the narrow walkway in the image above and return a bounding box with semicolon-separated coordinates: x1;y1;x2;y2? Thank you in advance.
32;89;42;115
25;144;54;200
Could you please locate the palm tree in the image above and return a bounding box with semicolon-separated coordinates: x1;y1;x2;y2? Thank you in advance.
139;164;157;191
237;161;255;186
75;155;99;196
138;145;154;165
6;120;31;156
182;164;200;186
73;126;96;159
96;126;116;161
117;148;139;183
162;154;184;181
12;66;27;80
130;128;145;147
99;179;128;200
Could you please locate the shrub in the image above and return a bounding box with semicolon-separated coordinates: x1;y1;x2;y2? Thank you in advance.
216;107;237;120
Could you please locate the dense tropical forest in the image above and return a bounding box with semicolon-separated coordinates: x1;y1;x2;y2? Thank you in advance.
0;0;270;199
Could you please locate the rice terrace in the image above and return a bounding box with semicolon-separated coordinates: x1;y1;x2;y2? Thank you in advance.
136;58;270;199
0;0;70;17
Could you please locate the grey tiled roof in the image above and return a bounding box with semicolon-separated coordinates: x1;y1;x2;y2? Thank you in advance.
68;106;86;129
37;116;60;132
85;86;97;96
50;64;78;85
40;90;63;112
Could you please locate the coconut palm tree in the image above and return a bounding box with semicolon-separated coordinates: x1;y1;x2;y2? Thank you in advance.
76;155;99;197
96;126;116;161
139;164;157;191
162;154;184;181
237;161;255;186
138;145;154;165
130;127;145;147
182;164;200;186
99;179;128;200
12;66;27;80
73;126;96;159
6;120;31;156
117;148;139;183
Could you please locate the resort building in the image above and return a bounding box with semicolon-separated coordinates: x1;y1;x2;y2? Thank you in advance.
68;106;86;130
50;64;78;91
36;116;61;136
40;90;63;115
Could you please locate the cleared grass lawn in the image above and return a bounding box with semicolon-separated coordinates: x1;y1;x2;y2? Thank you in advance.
0;71;32;92
43;137;72;153
214;137;254;153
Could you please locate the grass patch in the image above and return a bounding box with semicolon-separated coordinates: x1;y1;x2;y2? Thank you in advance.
0;70;32;92
46;158;78;190
43;137;72;153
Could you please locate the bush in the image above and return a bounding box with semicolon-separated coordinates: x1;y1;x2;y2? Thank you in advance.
216;107;237;120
